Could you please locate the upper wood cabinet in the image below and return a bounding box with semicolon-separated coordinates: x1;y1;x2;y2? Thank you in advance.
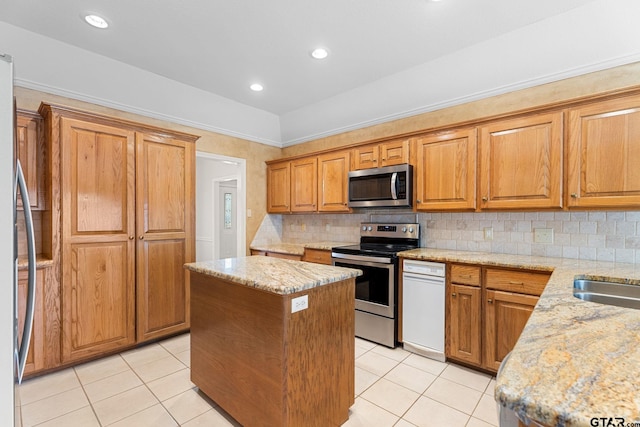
41;103;197;363
15;110;46;211
414;129;477;211
267;161;291;213
266;157;318;213
566;94;640;208
352;138;410;170
479;113;563;209
290;157;318;213
317;150;351;212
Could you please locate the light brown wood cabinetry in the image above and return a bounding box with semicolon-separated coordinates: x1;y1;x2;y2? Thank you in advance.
484;289;539;371
17;269;45;375
318;150;351;212
352;138;409;170
566;94;640;208
42;103;196;363
266;152;344;214
446;264;550;373
15;110;45;211
136;132;194;342
414;129;477;211
302;248;333;265
448;264;482;365
267;161;291;213
60;117;136;361
290;157;318;212
479;113;562;209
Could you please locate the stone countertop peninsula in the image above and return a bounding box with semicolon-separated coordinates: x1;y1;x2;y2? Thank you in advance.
185;256;361;295
398;248;640;427
249;241;356;255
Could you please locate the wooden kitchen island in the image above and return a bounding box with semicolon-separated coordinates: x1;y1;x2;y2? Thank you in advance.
184;256;361;427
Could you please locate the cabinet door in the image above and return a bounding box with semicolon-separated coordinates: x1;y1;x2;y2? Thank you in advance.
290;157;317;212
352;144;378;170
380;138;409;167
317;151;350;212
484;290;538;371
267;161;291;213
448;283;481;366
136;133;194;342
15;111;45;210
17;269;44;376
567;94;640;208
414;129;477;211
60;118;136;362
479;113;562;209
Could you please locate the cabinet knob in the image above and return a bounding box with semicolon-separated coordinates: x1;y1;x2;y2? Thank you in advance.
139;236;144;240
416;200;421;203
482;196;488;202
488;298;493;304
452;293;457;297
129;236;134;240
570;193;578;198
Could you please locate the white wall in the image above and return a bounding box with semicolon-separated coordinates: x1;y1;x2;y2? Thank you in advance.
0;22;282;146
280;0;640;144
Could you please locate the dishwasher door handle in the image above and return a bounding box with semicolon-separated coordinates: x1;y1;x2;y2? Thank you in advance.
402;272;445;285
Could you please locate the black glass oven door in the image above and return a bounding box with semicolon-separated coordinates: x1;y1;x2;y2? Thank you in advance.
334;259;395;318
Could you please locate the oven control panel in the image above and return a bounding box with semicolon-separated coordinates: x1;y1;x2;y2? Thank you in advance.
360;223;419;239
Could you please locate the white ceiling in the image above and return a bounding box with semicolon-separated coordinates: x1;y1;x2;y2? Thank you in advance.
1;0;599;116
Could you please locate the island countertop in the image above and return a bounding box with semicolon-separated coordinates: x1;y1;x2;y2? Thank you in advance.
184;256;362;295
398;248;640;427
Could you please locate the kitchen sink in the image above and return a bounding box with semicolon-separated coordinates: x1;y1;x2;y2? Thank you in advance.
573;279;640;310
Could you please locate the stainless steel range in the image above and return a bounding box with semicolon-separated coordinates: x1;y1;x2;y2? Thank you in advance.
331;223;420;348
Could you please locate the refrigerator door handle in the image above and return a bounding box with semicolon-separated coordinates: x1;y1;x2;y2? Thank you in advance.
15;159;36;384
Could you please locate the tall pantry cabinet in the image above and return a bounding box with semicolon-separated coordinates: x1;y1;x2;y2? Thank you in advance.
39;104;197;363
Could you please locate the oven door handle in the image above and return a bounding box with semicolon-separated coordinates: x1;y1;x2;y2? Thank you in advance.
331;252;393;264
390;172;398;200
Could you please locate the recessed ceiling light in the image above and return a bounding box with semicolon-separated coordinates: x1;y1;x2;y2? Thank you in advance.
250;83;264;92
310;48;329;60
84;14;109;29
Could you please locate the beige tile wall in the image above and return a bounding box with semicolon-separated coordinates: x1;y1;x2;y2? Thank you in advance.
266;210;640;264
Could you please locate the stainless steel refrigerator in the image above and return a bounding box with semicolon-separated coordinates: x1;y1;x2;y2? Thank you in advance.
1;53;37;427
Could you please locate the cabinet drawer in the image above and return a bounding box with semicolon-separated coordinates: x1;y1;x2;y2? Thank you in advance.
485;268;550;296
450;264;481;286
267;251;303;261
302;248;333;265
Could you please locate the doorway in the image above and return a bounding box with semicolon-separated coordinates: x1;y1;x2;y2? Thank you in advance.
196;153;246;261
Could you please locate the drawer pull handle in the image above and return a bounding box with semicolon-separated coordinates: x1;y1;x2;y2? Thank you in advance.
509;281;524;285
460;274;472;279
488;298;493;304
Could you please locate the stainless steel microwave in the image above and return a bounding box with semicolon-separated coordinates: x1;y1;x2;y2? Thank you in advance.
348;164;413;208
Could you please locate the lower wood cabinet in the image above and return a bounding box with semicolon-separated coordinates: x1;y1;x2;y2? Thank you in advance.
446;263;550;373
17;269;45;376
302;248;333;265
484;290;539;372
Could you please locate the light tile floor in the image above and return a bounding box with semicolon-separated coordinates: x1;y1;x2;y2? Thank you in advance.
18;334;498;426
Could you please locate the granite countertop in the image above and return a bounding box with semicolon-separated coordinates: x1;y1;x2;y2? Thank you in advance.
185;256;362;295
249;241;356;255
399;248;640;426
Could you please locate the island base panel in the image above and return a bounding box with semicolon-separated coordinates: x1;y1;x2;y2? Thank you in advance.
190;272;355;427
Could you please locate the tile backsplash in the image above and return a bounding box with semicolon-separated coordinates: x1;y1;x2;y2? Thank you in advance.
251;210;640;264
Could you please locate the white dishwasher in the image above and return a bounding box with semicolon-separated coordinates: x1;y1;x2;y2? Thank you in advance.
402;259;446;362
